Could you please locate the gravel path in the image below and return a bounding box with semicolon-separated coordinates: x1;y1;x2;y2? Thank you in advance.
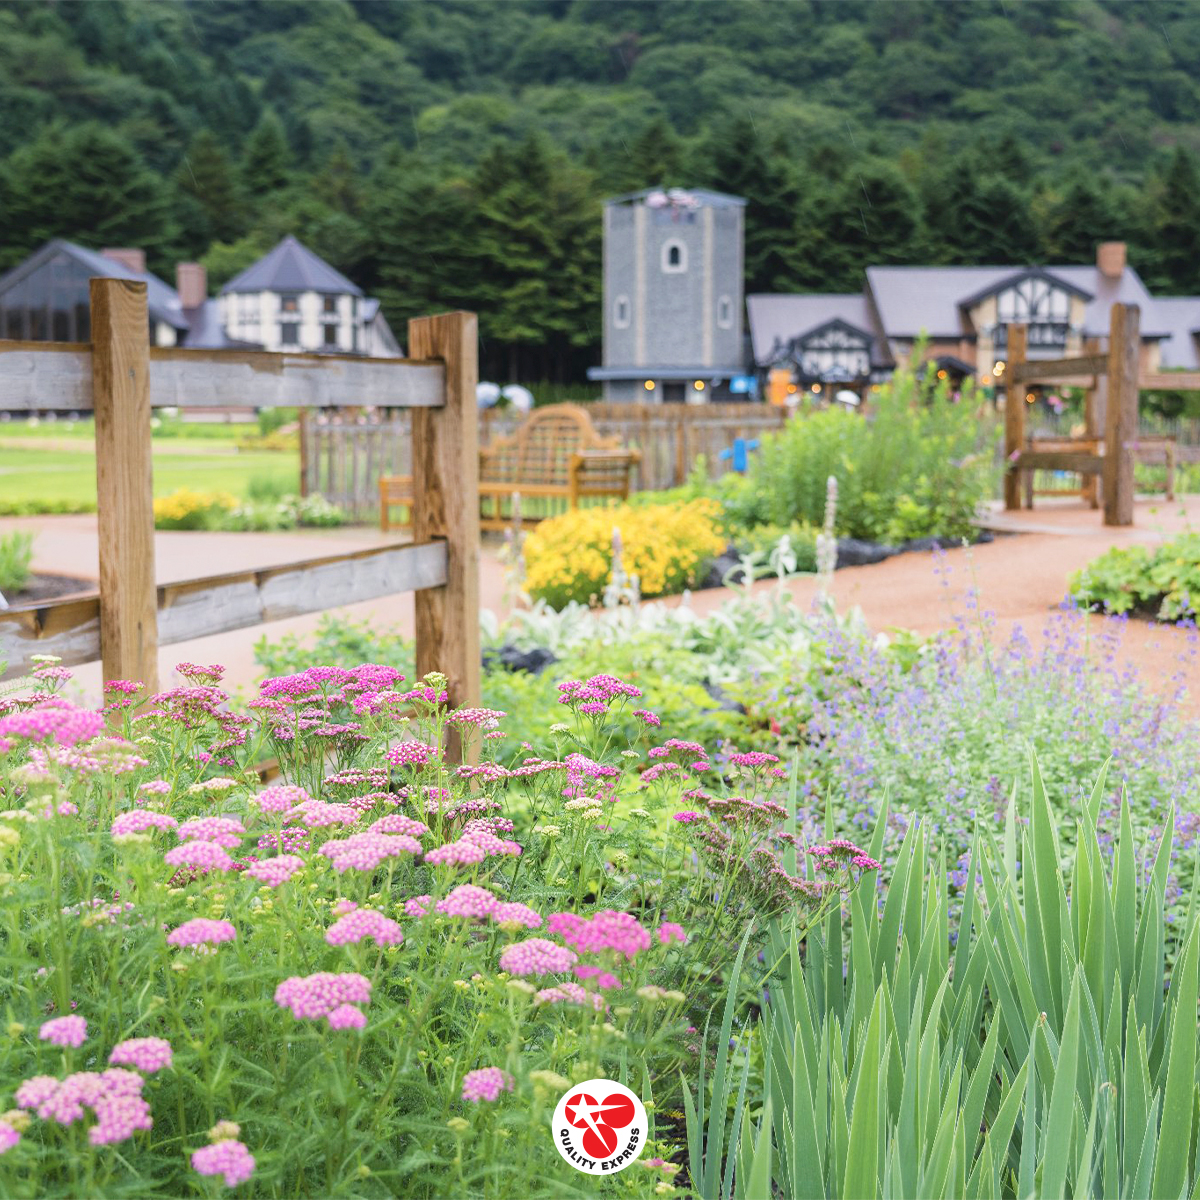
7;497;1198;715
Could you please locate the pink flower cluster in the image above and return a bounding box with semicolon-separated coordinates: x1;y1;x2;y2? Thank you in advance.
243;854;304;887
633;709;661;727
166;918;237;948
164;840;234;872
326;908;404;947
16;1068;152;1144
0;701;105;754
498;938;578;976
448;707;507;728
368;813;429;838
435;884;499;919
461;1067;513;1103
287;798;359;828
192;1138;256;1187
109;1037;173;1073
40;1015;87;1048
0;1123;18;1155
727;750;781;769
385;740;440;769
535;982;606;1011
274;972;372;1026
573;965;622;990
177;662;226;684
657;921;687;946
252;784;312;813
111;810;178;837
319;832;422;873
808;839;882;872
177;816;245;848
548;910;651;960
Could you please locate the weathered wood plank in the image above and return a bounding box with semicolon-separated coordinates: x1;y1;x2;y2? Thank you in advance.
1104;304;1140;526
1016;451;1105;473
91;279;160;692
1010;353;1108;383
1;541;448;679
1003;324;1028;510
0;340;445;411
1139;372;1200;392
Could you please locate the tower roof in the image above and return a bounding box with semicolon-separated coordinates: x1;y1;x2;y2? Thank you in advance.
604;187;746;209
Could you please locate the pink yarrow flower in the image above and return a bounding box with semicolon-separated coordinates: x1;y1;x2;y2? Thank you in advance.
192;1139;256;1187
657;921;687;946
0;1123;18;1155
166;918;236;948
462;1067;514;1103
111;810;178;836
40;1015;87;1048
164;840;234;872
109;1038;173;1073
243;854;304;887
274;972;371;1023
325;908;404;947
176;816;245;848
251;784;312;813
498;938;577;976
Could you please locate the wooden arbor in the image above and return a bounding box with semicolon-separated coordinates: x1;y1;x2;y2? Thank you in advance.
0;279;481;725
1004;303;1141;526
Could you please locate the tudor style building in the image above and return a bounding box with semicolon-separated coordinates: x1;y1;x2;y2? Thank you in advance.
747;243;1198;397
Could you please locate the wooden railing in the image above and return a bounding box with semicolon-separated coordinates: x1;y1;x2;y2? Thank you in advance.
302;402;789;517
0;281;480;725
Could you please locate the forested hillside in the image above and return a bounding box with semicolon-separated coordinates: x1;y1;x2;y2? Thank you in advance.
3;0;1200;380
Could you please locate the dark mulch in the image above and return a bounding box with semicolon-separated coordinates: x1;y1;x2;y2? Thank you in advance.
3;573;96;608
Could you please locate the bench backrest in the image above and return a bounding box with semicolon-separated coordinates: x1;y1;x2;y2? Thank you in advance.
480;404;621;486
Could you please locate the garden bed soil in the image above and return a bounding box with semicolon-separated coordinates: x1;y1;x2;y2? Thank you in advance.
3;572;96;608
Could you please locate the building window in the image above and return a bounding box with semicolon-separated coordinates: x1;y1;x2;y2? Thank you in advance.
280;322;299;347
323;295;338;315
717;295;733;329
324;324;338;347
613;295;631;328
280;294;300;314
661;240;687;274
663;381;686;403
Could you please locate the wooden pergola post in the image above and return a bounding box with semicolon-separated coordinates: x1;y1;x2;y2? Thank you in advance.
408;312;480;760
90;278;159;693
1103;302;1140;527
1003;323;1028;510
1082;336;1101;508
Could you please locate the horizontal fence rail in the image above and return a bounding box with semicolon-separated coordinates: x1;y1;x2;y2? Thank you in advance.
1;541;448;677
0;341;445;411
303;403;790;518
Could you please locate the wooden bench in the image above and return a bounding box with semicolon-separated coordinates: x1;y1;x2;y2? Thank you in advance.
380;403;640;532
1016;435;1176;509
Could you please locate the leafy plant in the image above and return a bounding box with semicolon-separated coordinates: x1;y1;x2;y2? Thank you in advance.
0;530;33;594
1070;532;1200;619
692;758;1200;1199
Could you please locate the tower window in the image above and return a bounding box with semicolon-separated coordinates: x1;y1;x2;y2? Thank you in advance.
717;295;733;328
614;295;631;328
661;239;687;274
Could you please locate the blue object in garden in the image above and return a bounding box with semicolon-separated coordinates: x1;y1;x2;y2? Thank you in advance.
719;437;760;473
729;375;758;396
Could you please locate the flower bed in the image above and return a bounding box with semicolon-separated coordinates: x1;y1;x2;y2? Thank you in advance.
0;659;875;1196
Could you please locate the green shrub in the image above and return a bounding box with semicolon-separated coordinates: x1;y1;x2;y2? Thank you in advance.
693;760;1200;1199
730;362;998;543
1070;531;1200;619
0;530;34;594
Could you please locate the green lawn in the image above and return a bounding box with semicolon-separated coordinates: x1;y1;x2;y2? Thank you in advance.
0;441;299;509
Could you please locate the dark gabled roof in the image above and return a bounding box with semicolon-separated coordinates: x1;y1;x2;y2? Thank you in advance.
1153;297;1200;370
0;238;190;330
956;266;1093;310
220;236;363;297
745;293;875;363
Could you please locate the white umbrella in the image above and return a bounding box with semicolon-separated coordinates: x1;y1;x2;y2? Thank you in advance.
476;382;502;408
502;385;534;412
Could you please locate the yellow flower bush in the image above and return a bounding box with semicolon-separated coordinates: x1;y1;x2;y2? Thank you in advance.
153;488;238;531
523;498;726;608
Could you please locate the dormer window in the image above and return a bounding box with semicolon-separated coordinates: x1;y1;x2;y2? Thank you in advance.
280;294;300;314
661;240;687;274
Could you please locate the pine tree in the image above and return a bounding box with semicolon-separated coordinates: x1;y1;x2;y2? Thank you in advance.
176;130;246;244
1141;148;1200;291
241;110;292;197
1037;171;1122;264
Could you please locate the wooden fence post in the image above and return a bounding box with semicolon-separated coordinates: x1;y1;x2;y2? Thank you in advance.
1081;336;1101;508
1104;302;1140;527
408;312;480;759
1003;323;1028;510
90;278;159;693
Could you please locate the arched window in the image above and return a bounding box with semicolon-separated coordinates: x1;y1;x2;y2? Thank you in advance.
717;295;733;328
661;239;687;273
613;295;631;328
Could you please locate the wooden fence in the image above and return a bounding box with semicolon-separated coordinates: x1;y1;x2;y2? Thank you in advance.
302;402;789;518
0;280;481;741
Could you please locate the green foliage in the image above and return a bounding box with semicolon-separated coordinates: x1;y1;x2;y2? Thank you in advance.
0;530;34;594
731;364;998;543
1070;532;1200;619
693;767;1200;1199
5;3;1200;376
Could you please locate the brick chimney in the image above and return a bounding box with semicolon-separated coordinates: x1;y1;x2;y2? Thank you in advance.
176;262;208;310
1097;241;1126;279
101;248;146;274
